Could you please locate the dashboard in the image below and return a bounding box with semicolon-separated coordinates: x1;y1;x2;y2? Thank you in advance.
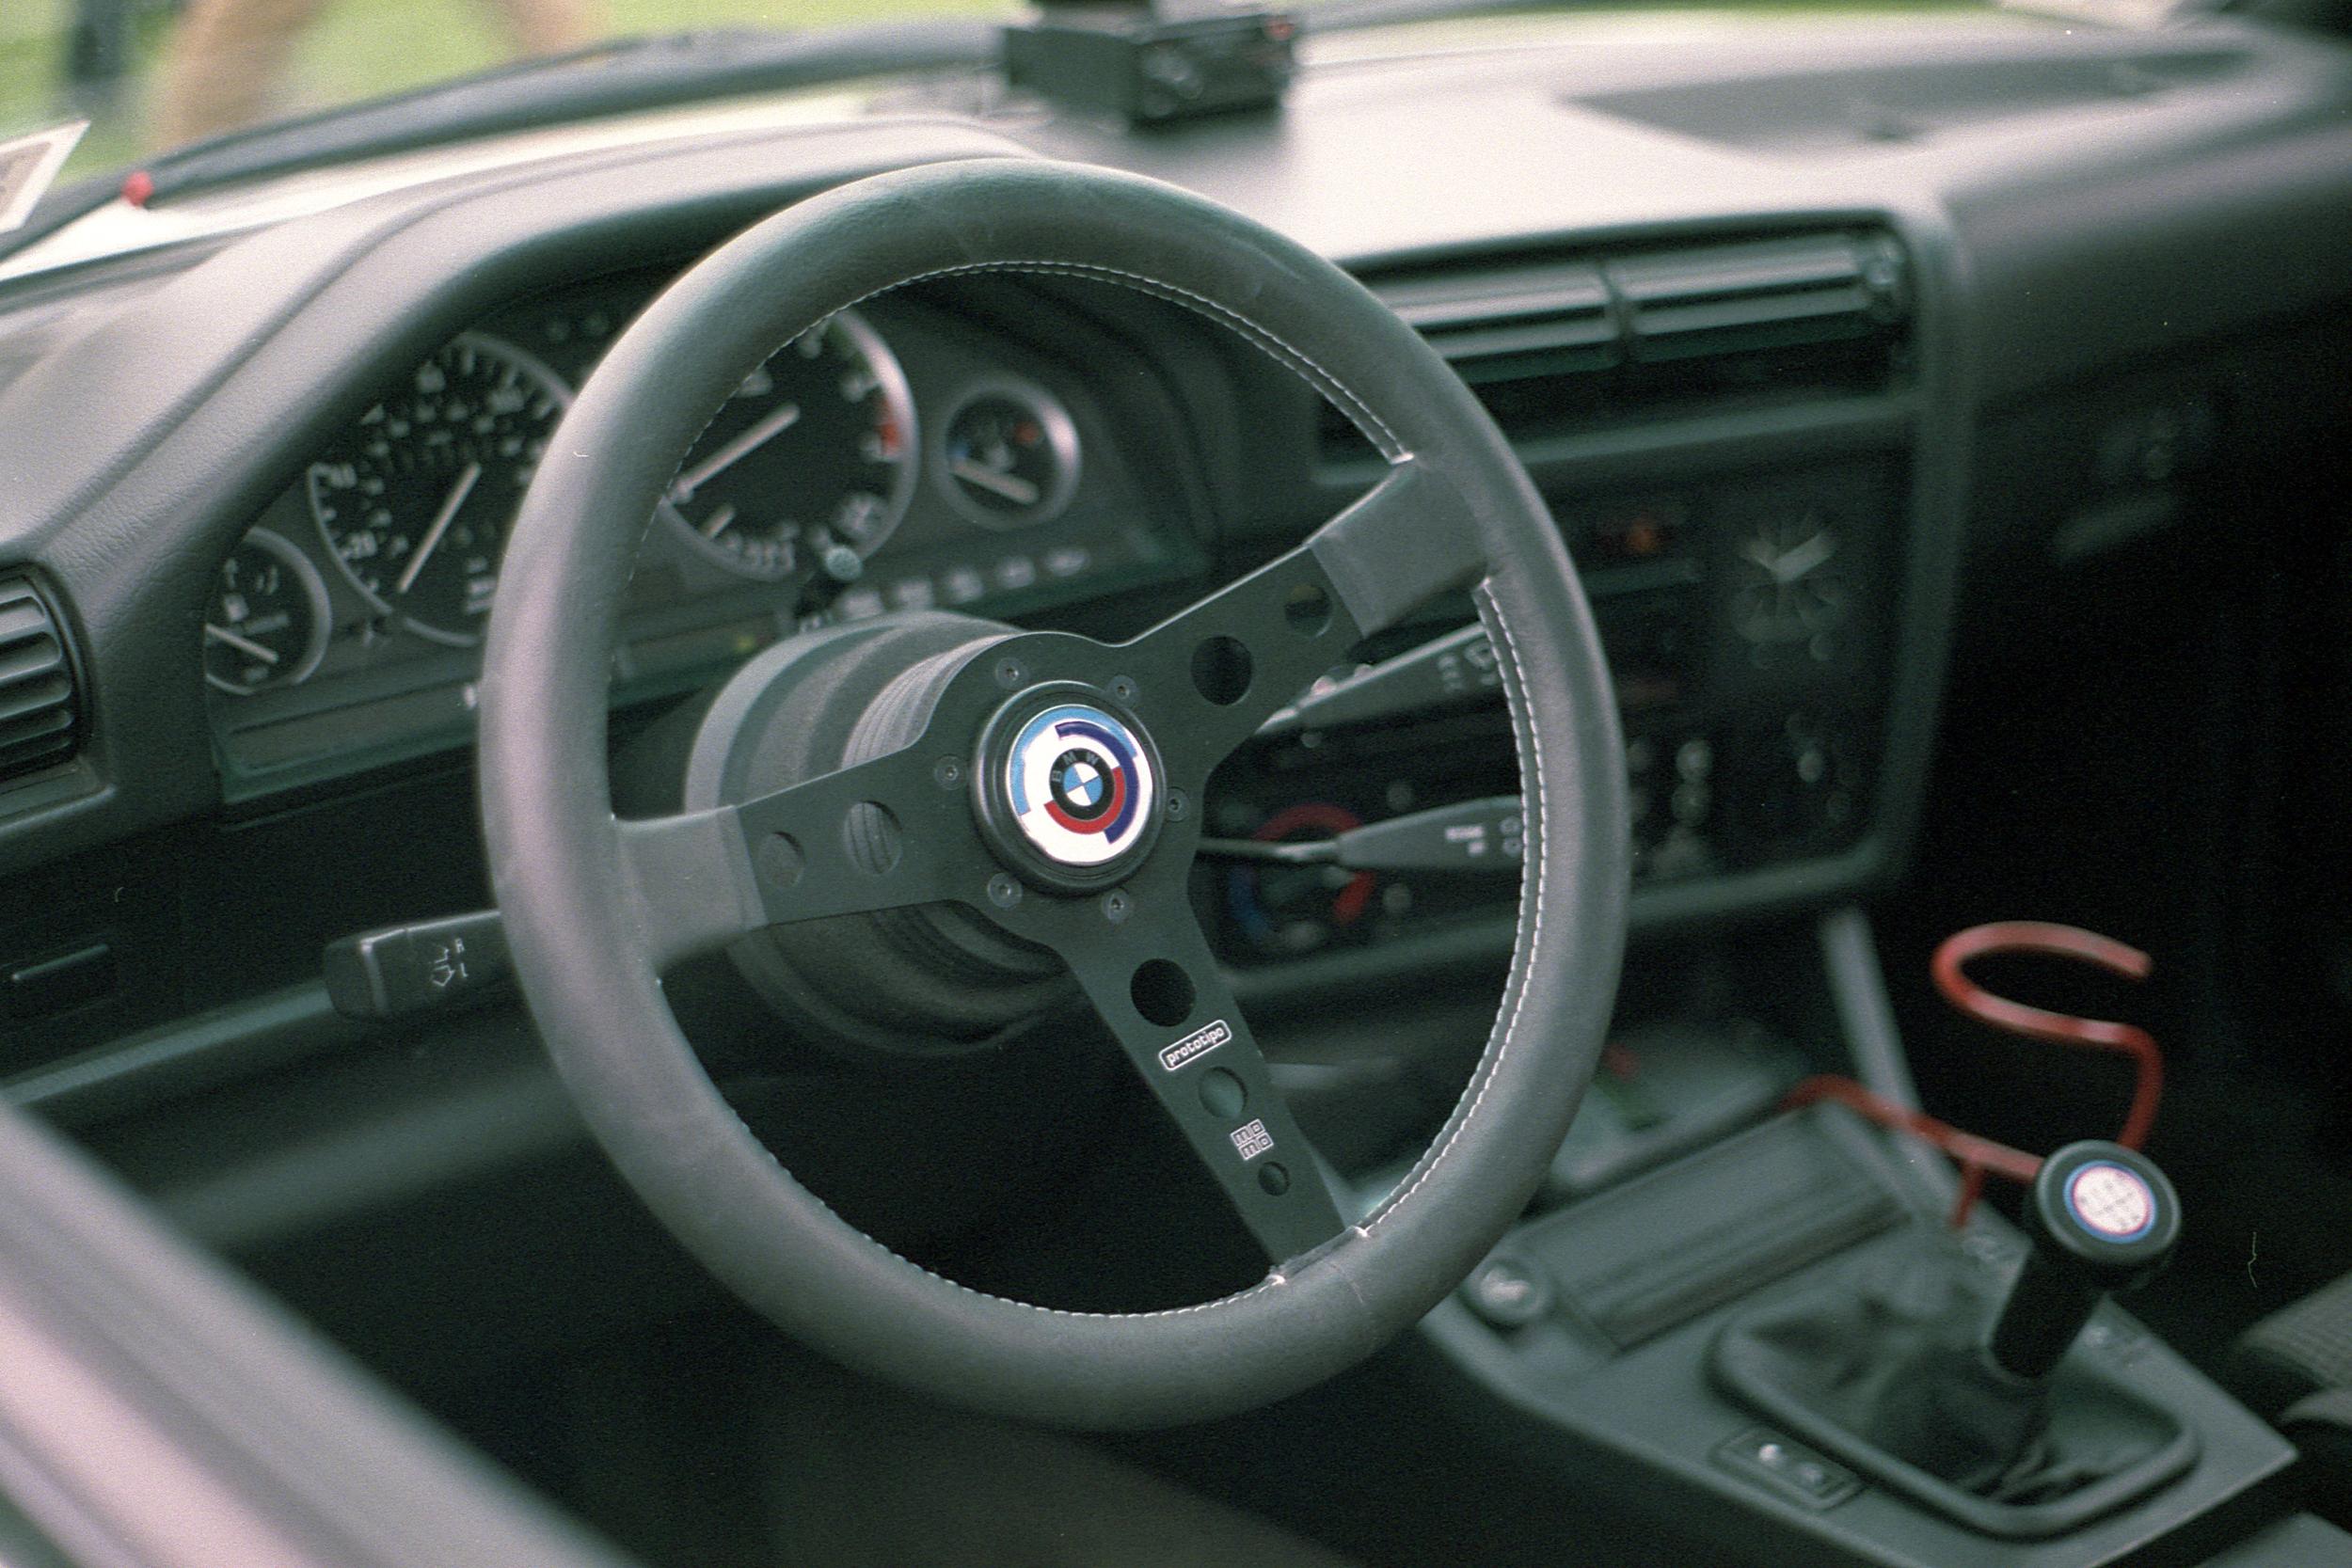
0;7;2341;1105
193;246;1917;984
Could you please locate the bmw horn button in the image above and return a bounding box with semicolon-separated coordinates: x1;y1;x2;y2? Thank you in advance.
977;689;1165;891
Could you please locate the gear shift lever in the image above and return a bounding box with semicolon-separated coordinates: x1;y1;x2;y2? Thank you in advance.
1988;1140;2182;1383
1712;931;2199;1530
1712;1138;2195;1526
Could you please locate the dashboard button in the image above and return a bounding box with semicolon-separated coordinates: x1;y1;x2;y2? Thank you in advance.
1462;1254;1554;1328
1713;1428;1859;1510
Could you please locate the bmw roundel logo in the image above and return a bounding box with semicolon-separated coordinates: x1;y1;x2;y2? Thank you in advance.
2064;1161;2156;1243
1004;703;1155;868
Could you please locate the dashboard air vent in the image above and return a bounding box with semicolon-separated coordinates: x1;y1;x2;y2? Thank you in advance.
1607;233;1907;362
0;578;80;787
1331;230;1910;464
1381;261;1615;372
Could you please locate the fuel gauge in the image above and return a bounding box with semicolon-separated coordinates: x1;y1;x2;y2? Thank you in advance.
935;379;1079;530
205;528;330;696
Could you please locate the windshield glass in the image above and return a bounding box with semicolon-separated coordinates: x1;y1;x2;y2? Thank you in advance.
2;0;1012;179
4;0;2016;184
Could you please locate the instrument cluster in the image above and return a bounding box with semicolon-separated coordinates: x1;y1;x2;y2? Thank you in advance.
205;269;1182;794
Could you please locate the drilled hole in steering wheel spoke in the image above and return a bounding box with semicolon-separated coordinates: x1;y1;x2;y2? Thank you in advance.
843;801;902;875
1282;580;1333;636
756;832;805;889
1189;637;1253;706
1130;958;1196;1028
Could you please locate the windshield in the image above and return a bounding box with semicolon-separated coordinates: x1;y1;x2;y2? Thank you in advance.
3;0;1012;180
3;0;2042;186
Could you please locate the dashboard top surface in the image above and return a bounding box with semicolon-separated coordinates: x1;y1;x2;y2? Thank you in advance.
4;10;2340;284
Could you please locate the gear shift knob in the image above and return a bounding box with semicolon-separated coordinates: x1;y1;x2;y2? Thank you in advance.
1987;1140;2182;1383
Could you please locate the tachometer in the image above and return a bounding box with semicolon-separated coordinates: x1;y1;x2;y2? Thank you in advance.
660;310;916;581
308;332;571;645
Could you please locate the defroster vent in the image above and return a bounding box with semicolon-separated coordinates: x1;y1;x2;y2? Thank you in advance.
0;578;81;787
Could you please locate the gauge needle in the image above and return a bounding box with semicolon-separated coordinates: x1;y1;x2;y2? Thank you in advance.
670;403;801;503
949;457;1041;506
398;461;483;596
1771;531;1838;581
1740;531;1838;584
204;623;279;664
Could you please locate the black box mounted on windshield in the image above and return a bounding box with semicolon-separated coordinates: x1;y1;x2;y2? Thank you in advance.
1004;1;1295;126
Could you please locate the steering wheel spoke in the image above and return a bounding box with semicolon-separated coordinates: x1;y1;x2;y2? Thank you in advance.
1304;457;1486;641
996;887;1349;1265
619;746;980;970
1111;460;1486;779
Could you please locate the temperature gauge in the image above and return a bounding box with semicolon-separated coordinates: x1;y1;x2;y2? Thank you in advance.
205;528;330;695
934;379;1080;530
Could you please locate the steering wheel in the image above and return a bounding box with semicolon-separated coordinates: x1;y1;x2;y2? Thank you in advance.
478;159;1628;1430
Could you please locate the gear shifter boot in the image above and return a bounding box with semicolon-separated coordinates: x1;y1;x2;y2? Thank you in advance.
1711;1229;2199;1538
1731;1256;2027;1481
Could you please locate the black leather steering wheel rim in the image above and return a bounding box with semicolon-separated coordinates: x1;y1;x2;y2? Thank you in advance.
479;157;1629;1430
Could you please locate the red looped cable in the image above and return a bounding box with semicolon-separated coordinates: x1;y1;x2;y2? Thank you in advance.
1779;1074;2042;1182
1782;922;2164;1227
1781;1074;2042;1227
1930;921;2162;1151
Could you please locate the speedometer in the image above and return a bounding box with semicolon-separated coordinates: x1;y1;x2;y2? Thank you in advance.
308;332;571;646
659;310;916;581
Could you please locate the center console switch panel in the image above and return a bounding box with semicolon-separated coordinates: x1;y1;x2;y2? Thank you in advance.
1210;459;1903;965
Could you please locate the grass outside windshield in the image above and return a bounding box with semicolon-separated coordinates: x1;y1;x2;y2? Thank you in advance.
1;0;1014;181
7;0;1999;185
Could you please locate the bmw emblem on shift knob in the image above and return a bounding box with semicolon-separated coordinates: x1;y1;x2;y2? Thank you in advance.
1005;703;1155;868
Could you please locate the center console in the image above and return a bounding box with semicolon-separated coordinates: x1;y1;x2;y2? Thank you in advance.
1207;224;1954;977
1227;222;2344;1563
1385;914;2333;1567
